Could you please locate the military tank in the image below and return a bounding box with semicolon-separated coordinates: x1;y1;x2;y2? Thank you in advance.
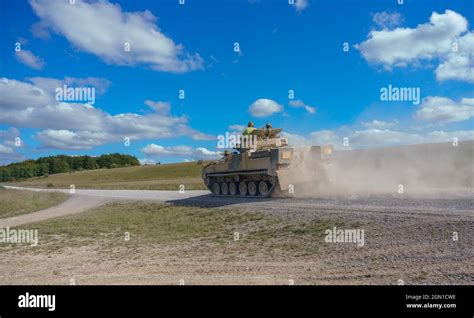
202;128;332;197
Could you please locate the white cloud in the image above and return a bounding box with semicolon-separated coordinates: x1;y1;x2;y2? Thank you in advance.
289;99;316;114
357;10;466;65
357;10;474;82
249;99;283;117
0;78;55;111
435;32;474;82
35;129;104;150
416;97;474;123
362;119;398;129
0;78;212;150
141;144;219;160
15;50;45;70
29;0;203;73
373;11;403;30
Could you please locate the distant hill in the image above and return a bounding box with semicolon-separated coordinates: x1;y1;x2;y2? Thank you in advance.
4;161;206;191
0;154;140;182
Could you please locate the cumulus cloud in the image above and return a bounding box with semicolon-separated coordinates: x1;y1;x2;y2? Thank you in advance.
435;32;474;82
29;0;203;73
357;10;474;82
35;129;105;150
141;143;219;160
357;10;466;65
0;78;212;150
416;97;474;123
15;49;45;70
289;99;316;114
249;99;283;117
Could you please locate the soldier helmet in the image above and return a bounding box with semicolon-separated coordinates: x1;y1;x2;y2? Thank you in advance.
265;123;272;129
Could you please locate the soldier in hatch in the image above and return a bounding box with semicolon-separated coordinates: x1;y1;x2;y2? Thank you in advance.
242;121;255;136
240;121;256;149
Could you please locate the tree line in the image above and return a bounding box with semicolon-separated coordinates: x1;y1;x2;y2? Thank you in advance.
0;154;140;182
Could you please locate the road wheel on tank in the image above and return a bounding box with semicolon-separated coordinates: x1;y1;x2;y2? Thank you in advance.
258;181;270;196
229;182;237;195
248;181;258;196
221;182;229;195
239;182;248;195
212;183;220;195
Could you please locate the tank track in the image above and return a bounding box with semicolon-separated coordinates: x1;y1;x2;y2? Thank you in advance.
204;172;277;198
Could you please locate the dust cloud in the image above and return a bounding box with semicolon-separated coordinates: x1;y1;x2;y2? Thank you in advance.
282;140;474;199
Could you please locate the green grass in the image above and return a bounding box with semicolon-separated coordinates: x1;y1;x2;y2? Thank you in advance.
14;202;348;257
0;188;69;218
6;161;207;190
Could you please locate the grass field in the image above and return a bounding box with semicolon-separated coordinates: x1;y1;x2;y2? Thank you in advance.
7;161;207;190
0;187;69;218
11;202;345;258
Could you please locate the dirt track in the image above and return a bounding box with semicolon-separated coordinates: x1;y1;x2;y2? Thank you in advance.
0;186;208;227
0;186;472;285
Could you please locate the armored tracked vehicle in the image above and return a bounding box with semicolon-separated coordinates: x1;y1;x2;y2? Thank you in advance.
202;128;332;197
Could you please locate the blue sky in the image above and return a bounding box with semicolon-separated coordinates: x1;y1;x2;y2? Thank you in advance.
1;0;473;164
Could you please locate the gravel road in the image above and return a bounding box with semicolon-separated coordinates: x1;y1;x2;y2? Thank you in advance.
1;186;472;284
